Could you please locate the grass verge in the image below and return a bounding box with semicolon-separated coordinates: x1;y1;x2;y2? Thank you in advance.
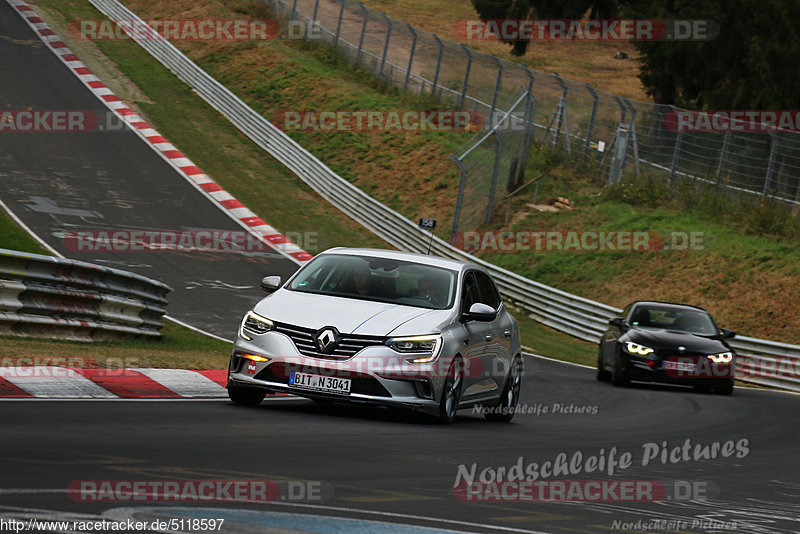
0;321;231;369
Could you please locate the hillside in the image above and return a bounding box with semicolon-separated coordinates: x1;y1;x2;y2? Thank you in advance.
27;0;800;344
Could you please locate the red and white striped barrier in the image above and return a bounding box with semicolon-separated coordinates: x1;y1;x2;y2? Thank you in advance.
7;0;312;265
0;367;229;398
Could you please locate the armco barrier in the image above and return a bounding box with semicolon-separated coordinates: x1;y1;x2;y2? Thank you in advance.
0;248;170;341
84;0;800;392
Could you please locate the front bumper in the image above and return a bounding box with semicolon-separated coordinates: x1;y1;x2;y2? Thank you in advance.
229;333;448;414
627;354;735;386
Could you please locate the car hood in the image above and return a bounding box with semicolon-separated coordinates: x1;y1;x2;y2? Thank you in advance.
624;328;731;354
252;289;453;336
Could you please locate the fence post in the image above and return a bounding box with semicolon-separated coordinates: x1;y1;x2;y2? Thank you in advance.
552;74;570;152
312;0;321;24
379;14;393;79
516;91;537;186
519;72;536;176
669;106;683;185
405;23;417;90
523;66;534;98
334;0;345;47
486;131;503;224
716;131;731;186
608;128;629;184
763;132;780;196
624;98;640;178
583;83;598;164
489;55;503;128
450;156;468;245
432;35;443;98
356;3;368;63
458;44;473;109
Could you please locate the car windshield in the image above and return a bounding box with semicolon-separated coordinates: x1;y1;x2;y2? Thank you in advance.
286;254;457;310
629;306;717;335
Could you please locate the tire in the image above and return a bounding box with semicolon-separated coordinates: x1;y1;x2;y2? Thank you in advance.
485;356;523;422
596;346;611;382
714;379;734;396
437;359;463;424
611;351;630;387
227;382;266;406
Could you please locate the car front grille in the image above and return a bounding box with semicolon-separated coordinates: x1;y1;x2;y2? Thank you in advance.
272;321;386;360
656;350;707;360
257;362;391;397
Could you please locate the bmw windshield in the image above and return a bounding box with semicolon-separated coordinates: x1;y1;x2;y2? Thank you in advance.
629;305;718;335
287;254;457;310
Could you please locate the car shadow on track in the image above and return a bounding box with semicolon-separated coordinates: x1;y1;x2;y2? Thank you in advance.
226;397;498;426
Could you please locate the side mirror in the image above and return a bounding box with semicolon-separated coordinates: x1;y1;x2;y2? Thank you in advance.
609;317;625;328
260;275;282;293
463;302;497;322
720;328;736;339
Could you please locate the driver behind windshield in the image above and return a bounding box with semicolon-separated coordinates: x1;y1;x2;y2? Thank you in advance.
417;274;447;307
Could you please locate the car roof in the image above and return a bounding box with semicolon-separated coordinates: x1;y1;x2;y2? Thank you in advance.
318;247;477;272
628;301;710;314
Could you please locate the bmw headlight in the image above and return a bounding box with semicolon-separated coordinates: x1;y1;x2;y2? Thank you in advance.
707;351;733;363
624;341;655;358
386;334;442;363
239;310;274;341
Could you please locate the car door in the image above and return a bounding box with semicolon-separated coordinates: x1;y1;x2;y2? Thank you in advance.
474;270;511;389
458;271;494;397
602;303;632;364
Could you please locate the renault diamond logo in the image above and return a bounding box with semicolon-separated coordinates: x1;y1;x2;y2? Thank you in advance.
316;327;340;354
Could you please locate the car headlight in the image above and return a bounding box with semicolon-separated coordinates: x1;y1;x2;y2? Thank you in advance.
707;351;733;363
239;310;274;341
624;341;655;358
386;334;442;363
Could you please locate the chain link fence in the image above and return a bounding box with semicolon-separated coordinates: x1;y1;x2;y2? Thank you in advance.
450;88;536;241
266;0;800;221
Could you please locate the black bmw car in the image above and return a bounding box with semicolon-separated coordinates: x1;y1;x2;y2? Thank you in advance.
597;301;736;394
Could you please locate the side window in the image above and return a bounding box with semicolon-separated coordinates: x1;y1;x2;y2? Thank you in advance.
622;303;634;322
475;271;501;310
461;272;481;311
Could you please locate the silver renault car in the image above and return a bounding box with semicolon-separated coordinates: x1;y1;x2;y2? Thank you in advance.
227;248;522;423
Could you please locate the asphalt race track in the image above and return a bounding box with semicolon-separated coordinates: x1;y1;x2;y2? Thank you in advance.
1;1;800;533
1;358;800;533
0;0;298;338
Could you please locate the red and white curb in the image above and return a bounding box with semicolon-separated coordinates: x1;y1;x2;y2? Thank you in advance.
0;367;229;398
7;0;313;265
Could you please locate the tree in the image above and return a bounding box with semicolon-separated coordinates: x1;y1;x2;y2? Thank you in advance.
471;0;800;109
470;0;618;56
620;0;800;109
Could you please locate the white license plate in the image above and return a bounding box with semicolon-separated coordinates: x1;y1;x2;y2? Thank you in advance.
663;360;696;372
289;371;351;395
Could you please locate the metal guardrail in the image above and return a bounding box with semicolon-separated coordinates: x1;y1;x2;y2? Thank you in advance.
0;248;171;341
89;0;800;392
